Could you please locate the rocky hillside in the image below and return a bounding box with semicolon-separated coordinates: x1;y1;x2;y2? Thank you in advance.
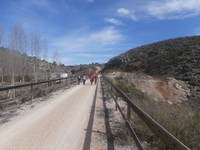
103;36;200;110
104;36;200;82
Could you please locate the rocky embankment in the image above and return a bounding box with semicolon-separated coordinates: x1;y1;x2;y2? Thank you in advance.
106;71;200;110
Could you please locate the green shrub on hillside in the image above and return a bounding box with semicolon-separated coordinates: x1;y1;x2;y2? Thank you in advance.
188;77;200;86
182;77;200;86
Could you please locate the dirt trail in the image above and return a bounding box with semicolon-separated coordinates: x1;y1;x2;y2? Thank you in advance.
0;82;97;150
0;78;138;150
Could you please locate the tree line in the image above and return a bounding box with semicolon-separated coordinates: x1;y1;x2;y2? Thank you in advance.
0;22;62;98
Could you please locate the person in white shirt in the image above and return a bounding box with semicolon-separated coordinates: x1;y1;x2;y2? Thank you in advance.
82;74;86;85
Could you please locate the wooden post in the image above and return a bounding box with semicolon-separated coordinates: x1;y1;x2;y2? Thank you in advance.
115;92;118;111
31;83;33;100
127;93;131;122
127;104;131;122
48;76;50;87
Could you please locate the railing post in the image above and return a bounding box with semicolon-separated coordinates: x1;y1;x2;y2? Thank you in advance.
47;79;50;87
127;93;131;122
31;83;33;100
59;78;61;88
127;104;131;122
115;92;118;111
110;83;111;91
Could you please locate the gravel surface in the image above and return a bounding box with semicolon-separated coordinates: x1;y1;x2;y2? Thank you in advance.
0;81;97;150
0;78;138;150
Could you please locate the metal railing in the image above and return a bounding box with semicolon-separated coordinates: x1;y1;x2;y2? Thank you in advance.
101;75;190;150
0;76;77;104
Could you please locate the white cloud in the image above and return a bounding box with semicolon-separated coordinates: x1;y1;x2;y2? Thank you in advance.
117;8;130;16
50;26;123;53
76;53;114;58
117;8;137;21
104;18;124;25
146;0;200;20
90;26;123;45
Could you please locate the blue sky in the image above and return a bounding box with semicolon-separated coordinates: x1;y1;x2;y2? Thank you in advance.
0;0;200;65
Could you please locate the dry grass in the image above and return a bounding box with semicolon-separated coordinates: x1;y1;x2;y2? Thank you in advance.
116;80;200;150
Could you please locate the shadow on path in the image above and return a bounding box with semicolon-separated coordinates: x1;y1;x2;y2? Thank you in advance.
82;83;98;150
82;78;115;150
100;79;115;150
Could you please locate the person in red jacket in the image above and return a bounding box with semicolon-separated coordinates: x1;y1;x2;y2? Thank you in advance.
89;71;94;85
94;73;98;85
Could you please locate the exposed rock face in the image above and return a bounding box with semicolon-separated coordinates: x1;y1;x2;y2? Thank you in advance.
103;36;200;110
106;72;191;104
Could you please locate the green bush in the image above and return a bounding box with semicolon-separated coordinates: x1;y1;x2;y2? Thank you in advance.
188;77;200;86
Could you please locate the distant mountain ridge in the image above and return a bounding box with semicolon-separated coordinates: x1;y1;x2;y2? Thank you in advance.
104;36;200;82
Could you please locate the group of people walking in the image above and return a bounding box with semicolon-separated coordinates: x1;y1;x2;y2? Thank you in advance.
77;74;86;85
77;71;98;85
88;71;98;85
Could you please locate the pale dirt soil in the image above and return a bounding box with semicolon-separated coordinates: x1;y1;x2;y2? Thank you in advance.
107;71;191;104
0;78;138;150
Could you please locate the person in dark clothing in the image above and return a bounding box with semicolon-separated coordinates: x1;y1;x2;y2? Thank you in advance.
77;75;81;84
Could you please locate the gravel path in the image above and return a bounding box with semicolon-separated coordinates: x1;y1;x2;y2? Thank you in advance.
0;78;138;150
0;81;97;150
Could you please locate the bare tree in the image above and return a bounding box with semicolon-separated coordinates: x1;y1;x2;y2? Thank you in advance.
8;30;18;98
0;25;4;85
0;47;10;86
42;38;49;80
8;26;18;97
7;22;27;97
21;33;28;84
52;49;62;72
30;32;41;82
0;48;5;86
0;25;4;47
0;48;2;86
53;49;59;71
13;22;27;84
53;49;58;64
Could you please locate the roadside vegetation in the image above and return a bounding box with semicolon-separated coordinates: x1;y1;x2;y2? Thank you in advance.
115;79;200;150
